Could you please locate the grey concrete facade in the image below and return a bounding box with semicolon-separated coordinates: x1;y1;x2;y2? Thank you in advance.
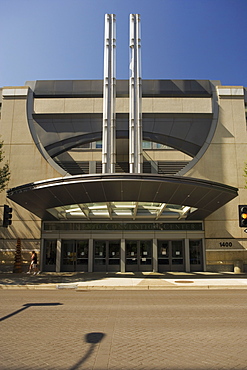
0;80;247;273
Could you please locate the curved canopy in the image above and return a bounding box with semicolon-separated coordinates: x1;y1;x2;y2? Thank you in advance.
7;174;238;221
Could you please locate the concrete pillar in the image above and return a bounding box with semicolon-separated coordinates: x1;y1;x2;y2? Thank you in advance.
153;238;158;272
88;238;94;272
120;238;125;273
56;239;61;272
184;238;190;273
202;238;206;271
40;238;44;272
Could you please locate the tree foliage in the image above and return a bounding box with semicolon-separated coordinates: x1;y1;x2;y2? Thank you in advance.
0;140;10;192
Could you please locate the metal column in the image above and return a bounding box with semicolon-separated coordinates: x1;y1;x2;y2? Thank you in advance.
102;14;116;173
185;238;190;272
129;14;143;173
88;238;94;273
56;239;61;273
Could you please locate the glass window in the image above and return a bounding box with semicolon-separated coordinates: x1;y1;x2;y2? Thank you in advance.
158;241;169;258
171;240;184;265
44;240;57;265
76;240;89;264
62;240;75;265
96;141;102;149
189;240;202;265
94;241;106;258
142;141;151;149
156;143;165;149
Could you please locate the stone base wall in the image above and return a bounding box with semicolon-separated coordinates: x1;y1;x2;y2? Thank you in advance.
0;239;41;273
206;250;247;273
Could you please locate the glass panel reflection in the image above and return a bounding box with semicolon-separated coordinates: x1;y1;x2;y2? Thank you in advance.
94;241;106;265
76;240;89;265
158;240;169;265
126;241;138;265
109;241;120;265
140;240;152;265
44;240;57;266
172;240;184;265
62;240;75;265
189;240;202;265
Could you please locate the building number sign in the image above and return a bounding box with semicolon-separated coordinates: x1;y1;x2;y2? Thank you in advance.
219;242;232;247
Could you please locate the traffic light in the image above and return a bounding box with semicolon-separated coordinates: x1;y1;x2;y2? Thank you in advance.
3;204;12;228
238;205;247;227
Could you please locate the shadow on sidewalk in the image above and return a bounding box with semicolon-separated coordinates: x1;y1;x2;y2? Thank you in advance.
0;302;63;322
0;271;247;287
70;332;105;370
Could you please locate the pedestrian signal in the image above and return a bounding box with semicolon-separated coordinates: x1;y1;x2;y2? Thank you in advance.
3;204;12;228
239;205;247;227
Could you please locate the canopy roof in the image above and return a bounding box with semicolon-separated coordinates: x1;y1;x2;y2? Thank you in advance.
7;174;238;221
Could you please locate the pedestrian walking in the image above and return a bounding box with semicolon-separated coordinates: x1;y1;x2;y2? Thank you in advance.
27;251;40;275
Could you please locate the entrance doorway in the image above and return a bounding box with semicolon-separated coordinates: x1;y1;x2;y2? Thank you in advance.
189;239;203;271
158;240;185;272
44;239;57;272
126;240;152;272
94;240;120;272
61;240;89;272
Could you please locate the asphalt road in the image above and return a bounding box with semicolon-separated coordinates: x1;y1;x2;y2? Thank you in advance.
1;290;247;370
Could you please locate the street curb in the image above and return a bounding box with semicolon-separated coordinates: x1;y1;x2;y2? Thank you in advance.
0;284;58;290
76;285;247;290
1;284;247;290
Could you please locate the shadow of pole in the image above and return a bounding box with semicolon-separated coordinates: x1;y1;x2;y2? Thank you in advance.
0;303;63;322
69;332;105;370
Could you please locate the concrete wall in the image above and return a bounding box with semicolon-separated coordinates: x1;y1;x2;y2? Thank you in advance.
1;83;247;272
186;86;247;271
0;87;61;270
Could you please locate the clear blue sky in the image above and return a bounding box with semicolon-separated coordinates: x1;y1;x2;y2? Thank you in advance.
1;0;247;87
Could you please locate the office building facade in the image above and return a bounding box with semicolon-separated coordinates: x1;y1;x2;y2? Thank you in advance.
0;15;246;273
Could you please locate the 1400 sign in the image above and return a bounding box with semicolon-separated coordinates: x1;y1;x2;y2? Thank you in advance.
219;242;232;247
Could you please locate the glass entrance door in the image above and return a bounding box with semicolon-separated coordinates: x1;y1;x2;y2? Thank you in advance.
126;240;152;272
44;239;57;272
76;240;89;271
158;240;185;272
94;240;120;272
61;240;88;272
189;240;203;271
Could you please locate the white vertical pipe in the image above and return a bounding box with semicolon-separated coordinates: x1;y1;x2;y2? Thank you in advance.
102;14;109;173
110;14;116;173
136;14;143;173
129;14;135;173
129;14;142;173
102;14;116;173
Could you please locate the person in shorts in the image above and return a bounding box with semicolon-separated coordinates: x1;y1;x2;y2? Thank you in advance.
27;251;39;275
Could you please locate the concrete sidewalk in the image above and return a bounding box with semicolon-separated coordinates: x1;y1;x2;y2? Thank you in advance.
1;271;247;290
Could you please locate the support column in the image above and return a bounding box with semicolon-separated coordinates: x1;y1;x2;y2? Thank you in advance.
153;238;158;272
40;238;44;272
102;14;116;174
129;14;142;173
185;238;190;273
120;238;125;273
88;238;94;272
56;239;61;273
202;238;206;272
